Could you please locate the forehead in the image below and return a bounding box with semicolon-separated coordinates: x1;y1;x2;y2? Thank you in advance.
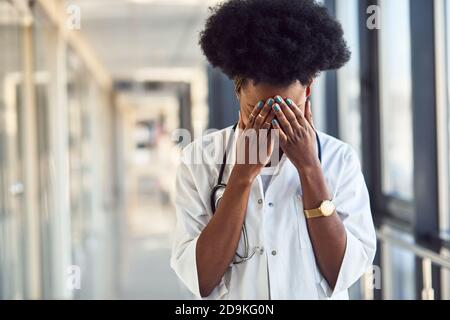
243;80;305;103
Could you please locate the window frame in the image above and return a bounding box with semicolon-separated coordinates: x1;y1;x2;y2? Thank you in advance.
357;0;443;300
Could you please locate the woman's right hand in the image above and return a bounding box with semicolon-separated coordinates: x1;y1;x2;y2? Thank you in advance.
197;100;275;297
233;99;276;182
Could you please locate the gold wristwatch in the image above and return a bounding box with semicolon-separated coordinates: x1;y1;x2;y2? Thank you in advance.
304;200;336;219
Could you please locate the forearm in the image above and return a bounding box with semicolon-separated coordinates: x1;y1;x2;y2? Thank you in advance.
299;165;346;289
196;167;254;297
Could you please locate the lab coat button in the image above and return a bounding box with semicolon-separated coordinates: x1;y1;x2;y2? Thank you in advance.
258;199;263;205
272;250;277;256
268;202;274;207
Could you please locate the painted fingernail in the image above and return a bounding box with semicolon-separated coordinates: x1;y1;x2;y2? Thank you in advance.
275;96;283;104
286;98;293;106
273;104;281;112
272;119;279;126
267;98;274;106
256;101;264;109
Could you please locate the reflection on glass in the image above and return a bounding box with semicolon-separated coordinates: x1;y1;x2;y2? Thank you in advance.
33;4;56;298
385;244;416;299
381;227;416;300
337;0;362;158
379;0;414;201
338;0;364;291
67;46;94;299
0;1;25;299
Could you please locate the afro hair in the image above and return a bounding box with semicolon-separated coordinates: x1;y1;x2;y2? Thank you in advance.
199;0;351;86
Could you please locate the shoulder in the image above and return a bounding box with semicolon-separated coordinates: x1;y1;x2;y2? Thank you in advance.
316;132;366;199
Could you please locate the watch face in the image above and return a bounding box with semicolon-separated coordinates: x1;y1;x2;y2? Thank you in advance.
320;200;335;217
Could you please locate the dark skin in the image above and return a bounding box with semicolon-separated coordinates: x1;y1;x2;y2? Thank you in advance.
196;79;346;297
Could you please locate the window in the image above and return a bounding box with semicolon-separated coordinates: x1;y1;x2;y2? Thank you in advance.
380;226;416;300
378;0;414;201
311;73;327;132
439;0;450;300
335;0;365;300
310;0;327;133
336;0;362;158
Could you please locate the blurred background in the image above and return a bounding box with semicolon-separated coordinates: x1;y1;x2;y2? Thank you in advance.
0;0;449;300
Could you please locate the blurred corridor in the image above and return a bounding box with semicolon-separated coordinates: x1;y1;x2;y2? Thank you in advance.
117;97;190;299
1;0;450;300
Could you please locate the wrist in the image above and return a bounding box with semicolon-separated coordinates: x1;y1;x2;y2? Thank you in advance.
298;163;325;184
296;160;322;174
230;166;257;186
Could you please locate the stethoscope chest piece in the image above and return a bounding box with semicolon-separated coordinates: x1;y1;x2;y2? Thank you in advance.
210;183;226;213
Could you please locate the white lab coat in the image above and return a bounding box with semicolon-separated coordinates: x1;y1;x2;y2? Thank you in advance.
170;126;376;300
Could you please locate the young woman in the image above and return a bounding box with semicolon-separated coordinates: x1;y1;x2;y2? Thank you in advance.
171;0;376;300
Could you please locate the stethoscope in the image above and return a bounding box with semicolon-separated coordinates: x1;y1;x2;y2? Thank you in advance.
210;122;323;264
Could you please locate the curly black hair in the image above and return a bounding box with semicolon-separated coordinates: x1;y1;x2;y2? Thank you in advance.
199;0;350;87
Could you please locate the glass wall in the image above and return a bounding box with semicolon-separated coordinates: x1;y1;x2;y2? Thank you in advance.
66;46;117;299
336;0;362;158
335;0;364;299
0;1;26;299
66;46;92;299
33;3;57;298
66;38;119;297
1;1;119;299
378;0;414;202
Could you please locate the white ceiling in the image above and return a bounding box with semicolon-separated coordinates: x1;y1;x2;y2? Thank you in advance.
68;0;222;80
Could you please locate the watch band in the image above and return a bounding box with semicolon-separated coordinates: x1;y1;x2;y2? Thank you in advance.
304;200;336;219
304;208;325;219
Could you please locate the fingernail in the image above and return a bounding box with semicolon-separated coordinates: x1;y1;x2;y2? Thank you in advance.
272;119;278;126
273;104;281;112
267;98;274;106
275;96;283;104
257;101;264;109
286;98;293;106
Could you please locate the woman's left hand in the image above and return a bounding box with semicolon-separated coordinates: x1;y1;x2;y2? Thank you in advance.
271;96;320;171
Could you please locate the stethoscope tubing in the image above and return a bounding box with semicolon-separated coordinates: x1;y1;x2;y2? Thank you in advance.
210;123;322;264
